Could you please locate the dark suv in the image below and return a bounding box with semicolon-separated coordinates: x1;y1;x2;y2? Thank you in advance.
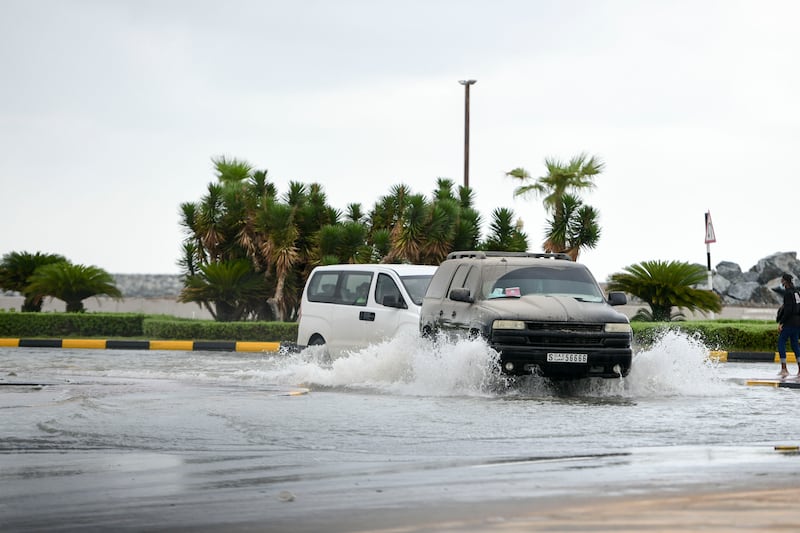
419;251;632;380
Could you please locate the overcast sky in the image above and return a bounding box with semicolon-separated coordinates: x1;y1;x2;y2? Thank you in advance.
2;0;798;282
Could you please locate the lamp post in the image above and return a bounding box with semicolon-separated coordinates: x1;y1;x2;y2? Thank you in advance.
458;79;477;189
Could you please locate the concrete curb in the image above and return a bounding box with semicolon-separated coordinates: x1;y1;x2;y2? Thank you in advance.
0;338;282;352
0;339;794;362
708;351;796;363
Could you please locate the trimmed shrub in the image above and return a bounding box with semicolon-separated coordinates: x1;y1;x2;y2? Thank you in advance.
143;319;297;342
631;320;777;352
0;312;145;337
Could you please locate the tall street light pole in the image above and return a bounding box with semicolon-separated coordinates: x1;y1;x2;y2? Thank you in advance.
458;79;477;189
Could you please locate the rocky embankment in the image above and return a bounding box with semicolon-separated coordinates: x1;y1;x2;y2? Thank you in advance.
713;251;799;306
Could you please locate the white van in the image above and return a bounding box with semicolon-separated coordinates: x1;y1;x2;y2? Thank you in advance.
296;264;437;356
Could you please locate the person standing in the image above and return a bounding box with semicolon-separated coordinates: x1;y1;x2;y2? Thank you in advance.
777;273;800;377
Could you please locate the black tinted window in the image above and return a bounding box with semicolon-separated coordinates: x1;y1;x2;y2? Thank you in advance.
307;271;373;305
376;273;403;307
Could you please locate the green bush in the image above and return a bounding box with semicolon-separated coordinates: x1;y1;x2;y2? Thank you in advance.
0;312;145;337
631;320;778;352
143;319;297;342
0;312;298;342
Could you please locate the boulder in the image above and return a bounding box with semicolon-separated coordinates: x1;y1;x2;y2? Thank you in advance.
711;273;730;294
725;281;761;302
715;261;742;281
750;252;800;284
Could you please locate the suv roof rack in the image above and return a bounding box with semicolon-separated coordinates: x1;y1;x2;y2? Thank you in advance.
446;251;573;261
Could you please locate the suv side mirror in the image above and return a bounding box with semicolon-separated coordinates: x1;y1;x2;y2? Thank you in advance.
607;291;627;306
449;288;474;303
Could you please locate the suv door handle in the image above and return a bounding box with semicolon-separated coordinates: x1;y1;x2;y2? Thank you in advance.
359;311;376;321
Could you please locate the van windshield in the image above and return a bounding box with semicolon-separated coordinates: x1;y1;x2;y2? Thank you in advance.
401;275;435;306
481;265;604;302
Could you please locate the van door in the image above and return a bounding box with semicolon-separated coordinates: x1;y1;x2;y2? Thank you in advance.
329;271;374;353
369;272;409;342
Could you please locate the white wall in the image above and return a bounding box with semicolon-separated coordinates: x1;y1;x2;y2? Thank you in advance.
0;296;213;319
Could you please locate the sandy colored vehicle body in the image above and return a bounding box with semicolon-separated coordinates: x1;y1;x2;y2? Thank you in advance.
420;251;632;379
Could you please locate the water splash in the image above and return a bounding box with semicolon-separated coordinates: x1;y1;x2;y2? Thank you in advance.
623;328;725;397
257;328;725;399
265;330;508;397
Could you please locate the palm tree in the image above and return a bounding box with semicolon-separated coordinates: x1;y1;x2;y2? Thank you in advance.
386;193;429;263
26;262;122;313
606;260;722;321
178;260;269;322
544;194;600;260
0;251;67;311
508;153;604;259
344;203;364;223
258;201;300;321
180;158;338;322
212;155;253;185
508;152;603;211
482;208;529;252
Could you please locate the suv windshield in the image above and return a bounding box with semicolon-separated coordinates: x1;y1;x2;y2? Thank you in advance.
401;275;435;306
481;265;604;302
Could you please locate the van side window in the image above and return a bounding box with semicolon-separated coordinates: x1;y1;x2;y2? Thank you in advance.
307;271;373;306
376;273;404;308
341;272;373;306
307;272;340;303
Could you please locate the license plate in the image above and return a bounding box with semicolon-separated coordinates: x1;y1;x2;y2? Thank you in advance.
546;352;587;363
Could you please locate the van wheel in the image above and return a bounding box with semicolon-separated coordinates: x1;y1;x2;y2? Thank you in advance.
308;334;325;346
307;334;330;364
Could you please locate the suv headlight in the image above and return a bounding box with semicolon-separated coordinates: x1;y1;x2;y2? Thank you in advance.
605;322;632;333
493;320;526;330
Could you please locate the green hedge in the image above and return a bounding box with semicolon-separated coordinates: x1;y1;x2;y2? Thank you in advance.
143;319;297;342
632;320;778;352
0;312;298;342
0;312;146;337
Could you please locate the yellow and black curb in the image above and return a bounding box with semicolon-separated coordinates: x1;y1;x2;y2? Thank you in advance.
746;379;800;389
0;338;282;353
0;341;795;361
708;351;796;363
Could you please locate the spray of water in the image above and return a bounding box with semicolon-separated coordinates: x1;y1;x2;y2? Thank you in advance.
259;328;725;399
622;328;725;397
264;329;508;397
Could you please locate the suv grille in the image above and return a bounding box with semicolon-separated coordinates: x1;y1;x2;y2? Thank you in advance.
493;322;616;348
525;323;603;334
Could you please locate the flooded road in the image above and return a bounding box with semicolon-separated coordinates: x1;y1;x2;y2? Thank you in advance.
2;331;799;531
